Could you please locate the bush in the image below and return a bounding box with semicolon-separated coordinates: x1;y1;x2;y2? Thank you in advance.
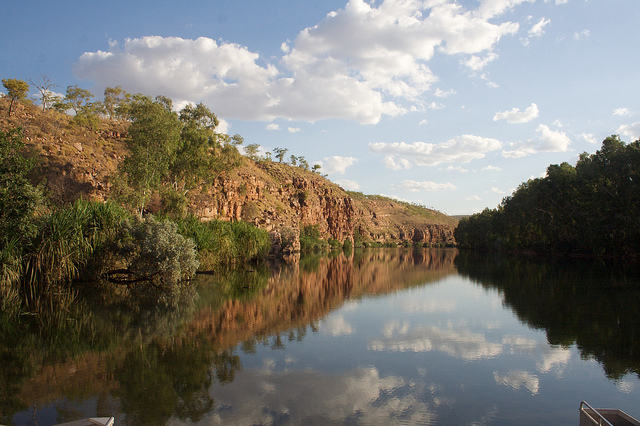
299;224;328;252
106;216;199;307
174;215;270;269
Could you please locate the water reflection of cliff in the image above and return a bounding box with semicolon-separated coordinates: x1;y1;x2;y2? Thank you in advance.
190;248;458;350
456;251;640;380
5;249;457;425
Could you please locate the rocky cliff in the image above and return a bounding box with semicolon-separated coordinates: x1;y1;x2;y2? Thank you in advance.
2;99;457;248
187;160;457;249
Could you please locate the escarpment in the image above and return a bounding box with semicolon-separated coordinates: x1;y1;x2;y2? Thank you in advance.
187;161;457;249
4;99;457;249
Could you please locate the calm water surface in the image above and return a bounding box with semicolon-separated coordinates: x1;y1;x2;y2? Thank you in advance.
4;249;640;425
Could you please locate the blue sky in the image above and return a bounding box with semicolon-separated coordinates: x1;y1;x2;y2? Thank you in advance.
2;0;639;215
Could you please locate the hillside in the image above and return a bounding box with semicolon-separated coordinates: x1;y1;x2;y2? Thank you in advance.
1;97;457;247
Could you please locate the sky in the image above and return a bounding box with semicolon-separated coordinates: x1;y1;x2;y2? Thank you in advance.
1;0;639;215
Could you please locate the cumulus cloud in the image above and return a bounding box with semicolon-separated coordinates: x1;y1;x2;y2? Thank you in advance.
335;179;361;190
208;366;436;424
266;123;280;130
580;132;597;144
502;124;570;157
463;51;498;71
401;299;456;313
287;127;301;133
446;165;469;173
434;88;456;98
370;324;503;361
322;314;354;336
617;122;640;141
482;165;502;171
493;370;539;394
383;155;412;170
370;135;502;167
613;107;630;116
75;0;529;124
529;17;551;38
493;103;539;123
393;180;456;192
522;17;550;44
321;156;358;174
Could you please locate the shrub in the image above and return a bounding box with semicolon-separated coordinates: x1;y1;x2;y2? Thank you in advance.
174;215;270;269
106;216;199;307
299;224;328;252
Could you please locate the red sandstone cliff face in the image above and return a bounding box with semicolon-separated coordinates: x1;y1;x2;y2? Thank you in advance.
188;161;456;248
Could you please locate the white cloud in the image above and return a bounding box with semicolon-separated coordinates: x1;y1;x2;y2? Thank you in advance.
321;156;358;174
613;107;631;116
467;195;482;201
287;127;301;133
521;16;551;45
580;132;597;144
207;366;436;425
617;122;640;141
482;165;502;171
493;370;539;395
266;123;280;130
392;180;457;192
493;103;539;123
502;124;570;157
370;135;503;167
434;88;456;98
402;299;456;313
446;165;469;173
573;29;590;40
536;347;571;374
491;187;506;194
463;51;498;71
335;179;361;190
321;314;354;336
369;324;503;361
216;118;230;135
383;155;412;170
529;17;550;38
75;0;530;124
418;118;429;126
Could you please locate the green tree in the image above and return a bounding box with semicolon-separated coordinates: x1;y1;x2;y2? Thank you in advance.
2;78;30;116
120;95;182;211
273;147;288;163
103;86;129;120
172;103;244;193
298;156;309;170
312;163;322;174
0;128;43;246
64;85;94;114
244;143;261;161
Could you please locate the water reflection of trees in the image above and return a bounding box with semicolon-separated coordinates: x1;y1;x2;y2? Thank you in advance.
456;251;640;379
3;248;458;424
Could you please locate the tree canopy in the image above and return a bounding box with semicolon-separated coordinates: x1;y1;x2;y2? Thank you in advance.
455;135;640;257
2;78;30;116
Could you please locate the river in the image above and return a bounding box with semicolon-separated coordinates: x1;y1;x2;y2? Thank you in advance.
3;249;639;425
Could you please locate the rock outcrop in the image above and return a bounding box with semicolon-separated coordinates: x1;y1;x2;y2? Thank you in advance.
186;161;457;249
